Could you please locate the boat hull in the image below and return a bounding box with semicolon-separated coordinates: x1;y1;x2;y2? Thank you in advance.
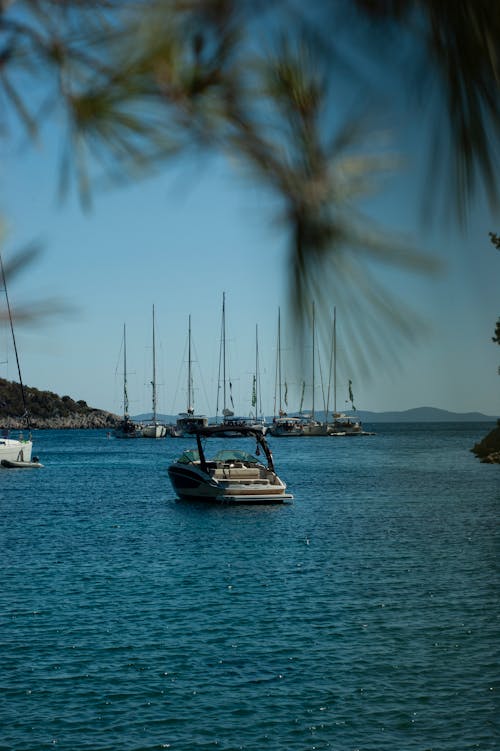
142;423;167;439
168;464;292;504
113;419;143;438
0;438;33;464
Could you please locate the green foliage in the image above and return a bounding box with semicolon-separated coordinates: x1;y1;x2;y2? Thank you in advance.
0;377;96;419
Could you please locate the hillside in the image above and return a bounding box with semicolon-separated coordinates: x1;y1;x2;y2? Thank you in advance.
0;378;119;429
350;406;497;422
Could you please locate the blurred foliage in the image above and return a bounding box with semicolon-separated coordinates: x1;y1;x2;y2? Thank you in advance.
1;0;498;374
0;240;69;325
489;232;499;346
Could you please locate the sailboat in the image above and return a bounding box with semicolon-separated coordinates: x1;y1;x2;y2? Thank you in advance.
172;314;208;437
113;324;143;438
142;305;167;438
300;301;330;436
214;293;266;437
0;251;40;467
248;324;267;434
326;308;371;436
268;307;304;436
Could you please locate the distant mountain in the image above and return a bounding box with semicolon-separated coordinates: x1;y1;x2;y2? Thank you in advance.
135;407;498;424
355;407;497;422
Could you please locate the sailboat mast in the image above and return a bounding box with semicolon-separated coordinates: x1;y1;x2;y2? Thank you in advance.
187;314;193;414
151;305;157;422
123;323;129;418
255;324;259;419
312;301;315;420
222;292;226;414
333;307;337;415
326;307;335;421
277;308;282;414
0;251;30;429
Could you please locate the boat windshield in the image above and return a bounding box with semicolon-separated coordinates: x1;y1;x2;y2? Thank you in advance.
177;449;200;464
212;449;260;464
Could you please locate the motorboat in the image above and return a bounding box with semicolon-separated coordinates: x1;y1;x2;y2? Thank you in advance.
168;424;293;504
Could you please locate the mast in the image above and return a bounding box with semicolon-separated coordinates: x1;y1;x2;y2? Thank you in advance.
326;307;336;421
123;323;129;418
311;301;315;420
255;324;259;420
222;292;227;415
333;307;337;415
0;251;30;429
187;314;193;415
277;308;282;415
151;305;157;423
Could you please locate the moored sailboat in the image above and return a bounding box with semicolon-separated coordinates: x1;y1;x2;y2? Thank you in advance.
0;250;39;467
114;324;143;438
172;314;208;437
142;305;167;438
213;293;266;437
268;307;305;437
326;309;373;436
299;302;331;436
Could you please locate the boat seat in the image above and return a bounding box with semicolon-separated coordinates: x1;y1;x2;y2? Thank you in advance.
214;468;261;479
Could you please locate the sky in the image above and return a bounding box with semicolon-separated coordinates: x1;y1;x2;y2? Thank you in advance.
2;138;498;420
1;24;499;420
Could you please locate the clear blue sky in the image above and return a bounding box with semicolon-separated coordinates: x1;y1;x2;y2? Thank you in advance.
1;111;499;419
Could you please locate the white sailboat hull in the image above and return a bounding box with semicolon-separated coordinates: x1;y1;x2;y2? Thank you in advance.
142;423;167;439
0;437;33;464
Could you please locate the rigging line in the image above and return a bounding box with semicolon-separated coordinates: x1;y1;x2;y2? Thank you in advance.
0;250;30;428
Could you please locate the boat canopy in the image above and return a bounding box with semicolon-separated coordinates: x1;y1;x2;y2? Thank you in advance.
212;449;261;464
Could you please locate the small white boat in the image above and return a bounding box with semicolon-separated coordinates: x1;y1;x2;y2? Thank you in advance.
168;424;293;504
1;455;43;469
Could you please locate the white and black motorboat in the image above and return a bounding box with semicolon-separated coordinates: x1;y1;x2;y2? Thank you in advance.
168;424;292;504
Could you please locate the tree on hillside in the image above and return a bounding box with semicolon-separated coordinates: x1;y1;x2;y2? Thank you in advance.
1;1;498;368
471;231;500;463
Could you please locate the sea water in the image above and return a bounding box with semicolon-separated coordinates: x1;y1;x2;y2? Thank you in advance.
0;424;498;751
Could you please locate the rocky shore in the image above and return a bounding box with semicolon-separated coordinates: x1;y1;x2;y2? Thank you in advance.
471;422;500;464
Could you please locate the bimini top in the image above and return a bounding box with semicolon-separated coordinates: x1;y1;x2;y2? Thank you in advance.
189;423;275;472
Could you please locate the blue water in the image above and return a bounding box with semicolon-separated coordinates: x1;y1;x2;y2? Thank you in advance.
1;424;498;751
